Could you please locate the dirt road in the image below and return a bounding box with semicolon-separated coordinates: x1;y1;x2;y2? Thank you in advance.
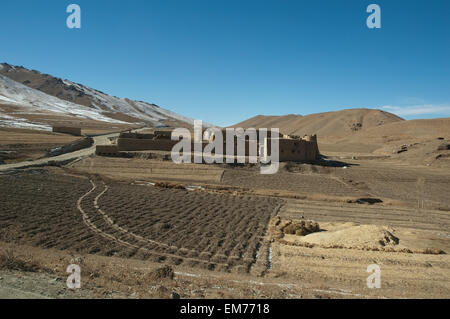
0;127;150;172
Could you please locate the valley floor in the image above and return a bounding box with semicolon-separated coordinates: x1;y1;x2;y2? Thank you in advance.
0;154;449;298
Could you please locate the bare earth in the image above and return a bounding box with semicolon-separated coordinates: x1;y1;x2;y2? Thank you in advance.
1;119;450;299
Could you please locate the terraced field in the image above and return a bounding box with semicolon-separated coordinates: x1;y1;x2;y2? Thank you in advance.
0;170;281;273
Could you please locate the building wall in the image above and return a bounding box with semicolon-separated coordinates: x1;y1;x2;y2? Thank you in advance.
96;145;120;156
116;134;319;162
119;132;155;139
264;138;320;162
117;137;257;155
117;138;179;151
52;126;82;136
153;130;175;139
208;129;282;143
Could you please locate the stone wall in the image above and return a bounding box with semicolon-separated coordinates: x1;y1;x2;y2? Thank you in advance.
46;137;93;157
52;126;82;136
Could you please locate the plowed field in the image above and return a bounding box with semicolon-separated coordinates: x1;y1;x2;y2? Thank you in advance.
0;170;281;273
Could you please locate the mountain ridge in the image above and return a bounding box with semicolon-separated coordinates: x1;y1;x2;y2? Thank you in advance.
0;63;196;130
232;108;405;137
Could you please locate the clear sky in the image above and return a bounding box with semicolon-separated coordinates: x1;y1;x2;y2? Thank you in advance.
1;0;449;126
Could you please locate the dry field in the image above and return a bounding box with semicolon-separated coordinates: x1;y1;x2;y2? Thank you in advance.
0;169;280;274
1;133;450;298
71;157;225;183
0;127;79;163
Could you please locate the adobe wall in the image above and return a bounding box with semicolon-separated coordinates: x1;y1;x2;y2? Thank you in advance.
52;126;82;136
117;137;257;157
208;129;282;142
264;138;320;162
153;130;175;139
117;138;181;151
96;145;121;156
119;132;155;139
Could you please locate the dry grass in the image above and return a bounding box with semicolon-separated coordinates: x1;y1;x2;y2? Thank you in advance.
268;216;320;239
143;265;174;281
154;181;186;190
284;220;320;236
0;245;45;272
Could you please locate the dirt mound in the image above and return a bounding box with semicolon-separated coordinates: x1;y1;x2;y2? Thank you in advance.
268;217;320;239
284;220;320;236
298;224;399;249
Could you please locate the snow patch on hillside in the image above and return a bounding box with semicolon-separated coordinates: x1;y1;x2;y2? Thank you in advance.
61;79;198;126
0;66;209;130
0;75;129;125
0;95;17;104
0;112;51;131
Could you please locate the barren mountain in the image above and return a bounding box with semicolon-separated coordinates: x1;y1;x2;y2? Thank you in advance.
0;63;195;130
233;109;450;167
233;108;404;137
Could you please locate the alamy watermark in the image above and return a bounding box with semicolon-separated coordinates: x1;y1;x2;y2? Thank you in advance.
170;120;280;174
367;4;381;29
66;264;81;289
66;4;81;29
65;4;381;30
366;264;381;289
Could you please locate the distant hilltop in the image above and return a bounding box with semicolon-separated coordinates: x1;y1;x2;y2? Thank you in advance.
232;108;404;138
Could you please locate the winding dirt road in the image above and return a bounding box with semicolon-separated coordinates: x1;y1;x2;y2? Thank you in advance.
0;132;119;172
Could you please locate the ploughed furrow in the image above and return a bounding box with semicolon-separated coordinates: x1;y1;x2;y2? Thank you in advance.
95;180;282;272
77;180;234;270
0;170;282;273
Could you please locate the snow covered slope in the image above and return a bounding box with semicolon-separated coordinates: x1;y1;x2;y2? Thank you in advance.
0;63;198;130
58;78;196;125
0;74;128;130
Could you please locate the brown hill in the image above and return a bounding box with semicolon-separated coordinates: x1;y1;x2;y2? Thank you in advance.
0;63;195;127
341;118;450;160
0;64;94;108
233;108;404;138
233;110;450;167
311;117;450;168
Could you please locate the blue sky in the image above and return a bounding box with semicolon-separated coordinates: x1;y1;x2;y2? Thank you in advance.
1;0;449;126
